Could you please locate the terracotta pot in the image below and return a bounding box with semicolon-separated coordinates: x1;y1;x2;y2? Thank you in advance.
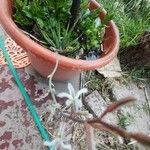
0;0;119;81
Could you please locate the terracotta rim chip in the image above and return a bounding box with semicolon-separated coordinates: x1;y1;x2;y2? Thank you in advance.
0;37;30;68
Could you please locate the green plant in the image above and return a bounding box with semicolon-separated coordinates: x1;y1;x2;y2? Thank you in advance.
122;66;150;81
98;0;150;80
99;0;150;50
39;20;80;55
118;112;134;129
14;0;113;57
79;7;113;51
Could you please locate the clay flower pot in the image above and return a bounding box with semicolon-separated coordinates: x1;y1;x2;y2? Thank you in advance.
0;0;119;81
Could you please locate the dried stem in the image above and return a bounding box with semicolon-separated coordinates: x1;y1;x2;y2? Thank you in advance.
88;120;150;147
85;123;95;150
60;111;85;123
100;97;136;119
48;52;59;104
21;30;47;45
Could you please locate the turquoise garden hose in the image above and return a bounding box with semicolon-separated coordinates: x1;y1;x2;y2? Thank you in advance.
0;32;51;150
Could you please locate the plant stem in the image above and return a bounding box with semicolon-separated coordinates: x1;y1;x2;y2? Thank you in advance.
69;0;81;29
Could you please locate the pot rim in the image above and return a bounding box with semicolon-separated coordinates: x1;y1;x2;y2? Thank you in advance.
0;0;119;70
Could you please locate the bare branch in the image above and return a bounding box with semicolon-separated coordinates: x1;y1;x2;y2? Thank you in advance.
88;120;150;147
85;123;95;150
130;133;150;147
100;97;136;119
